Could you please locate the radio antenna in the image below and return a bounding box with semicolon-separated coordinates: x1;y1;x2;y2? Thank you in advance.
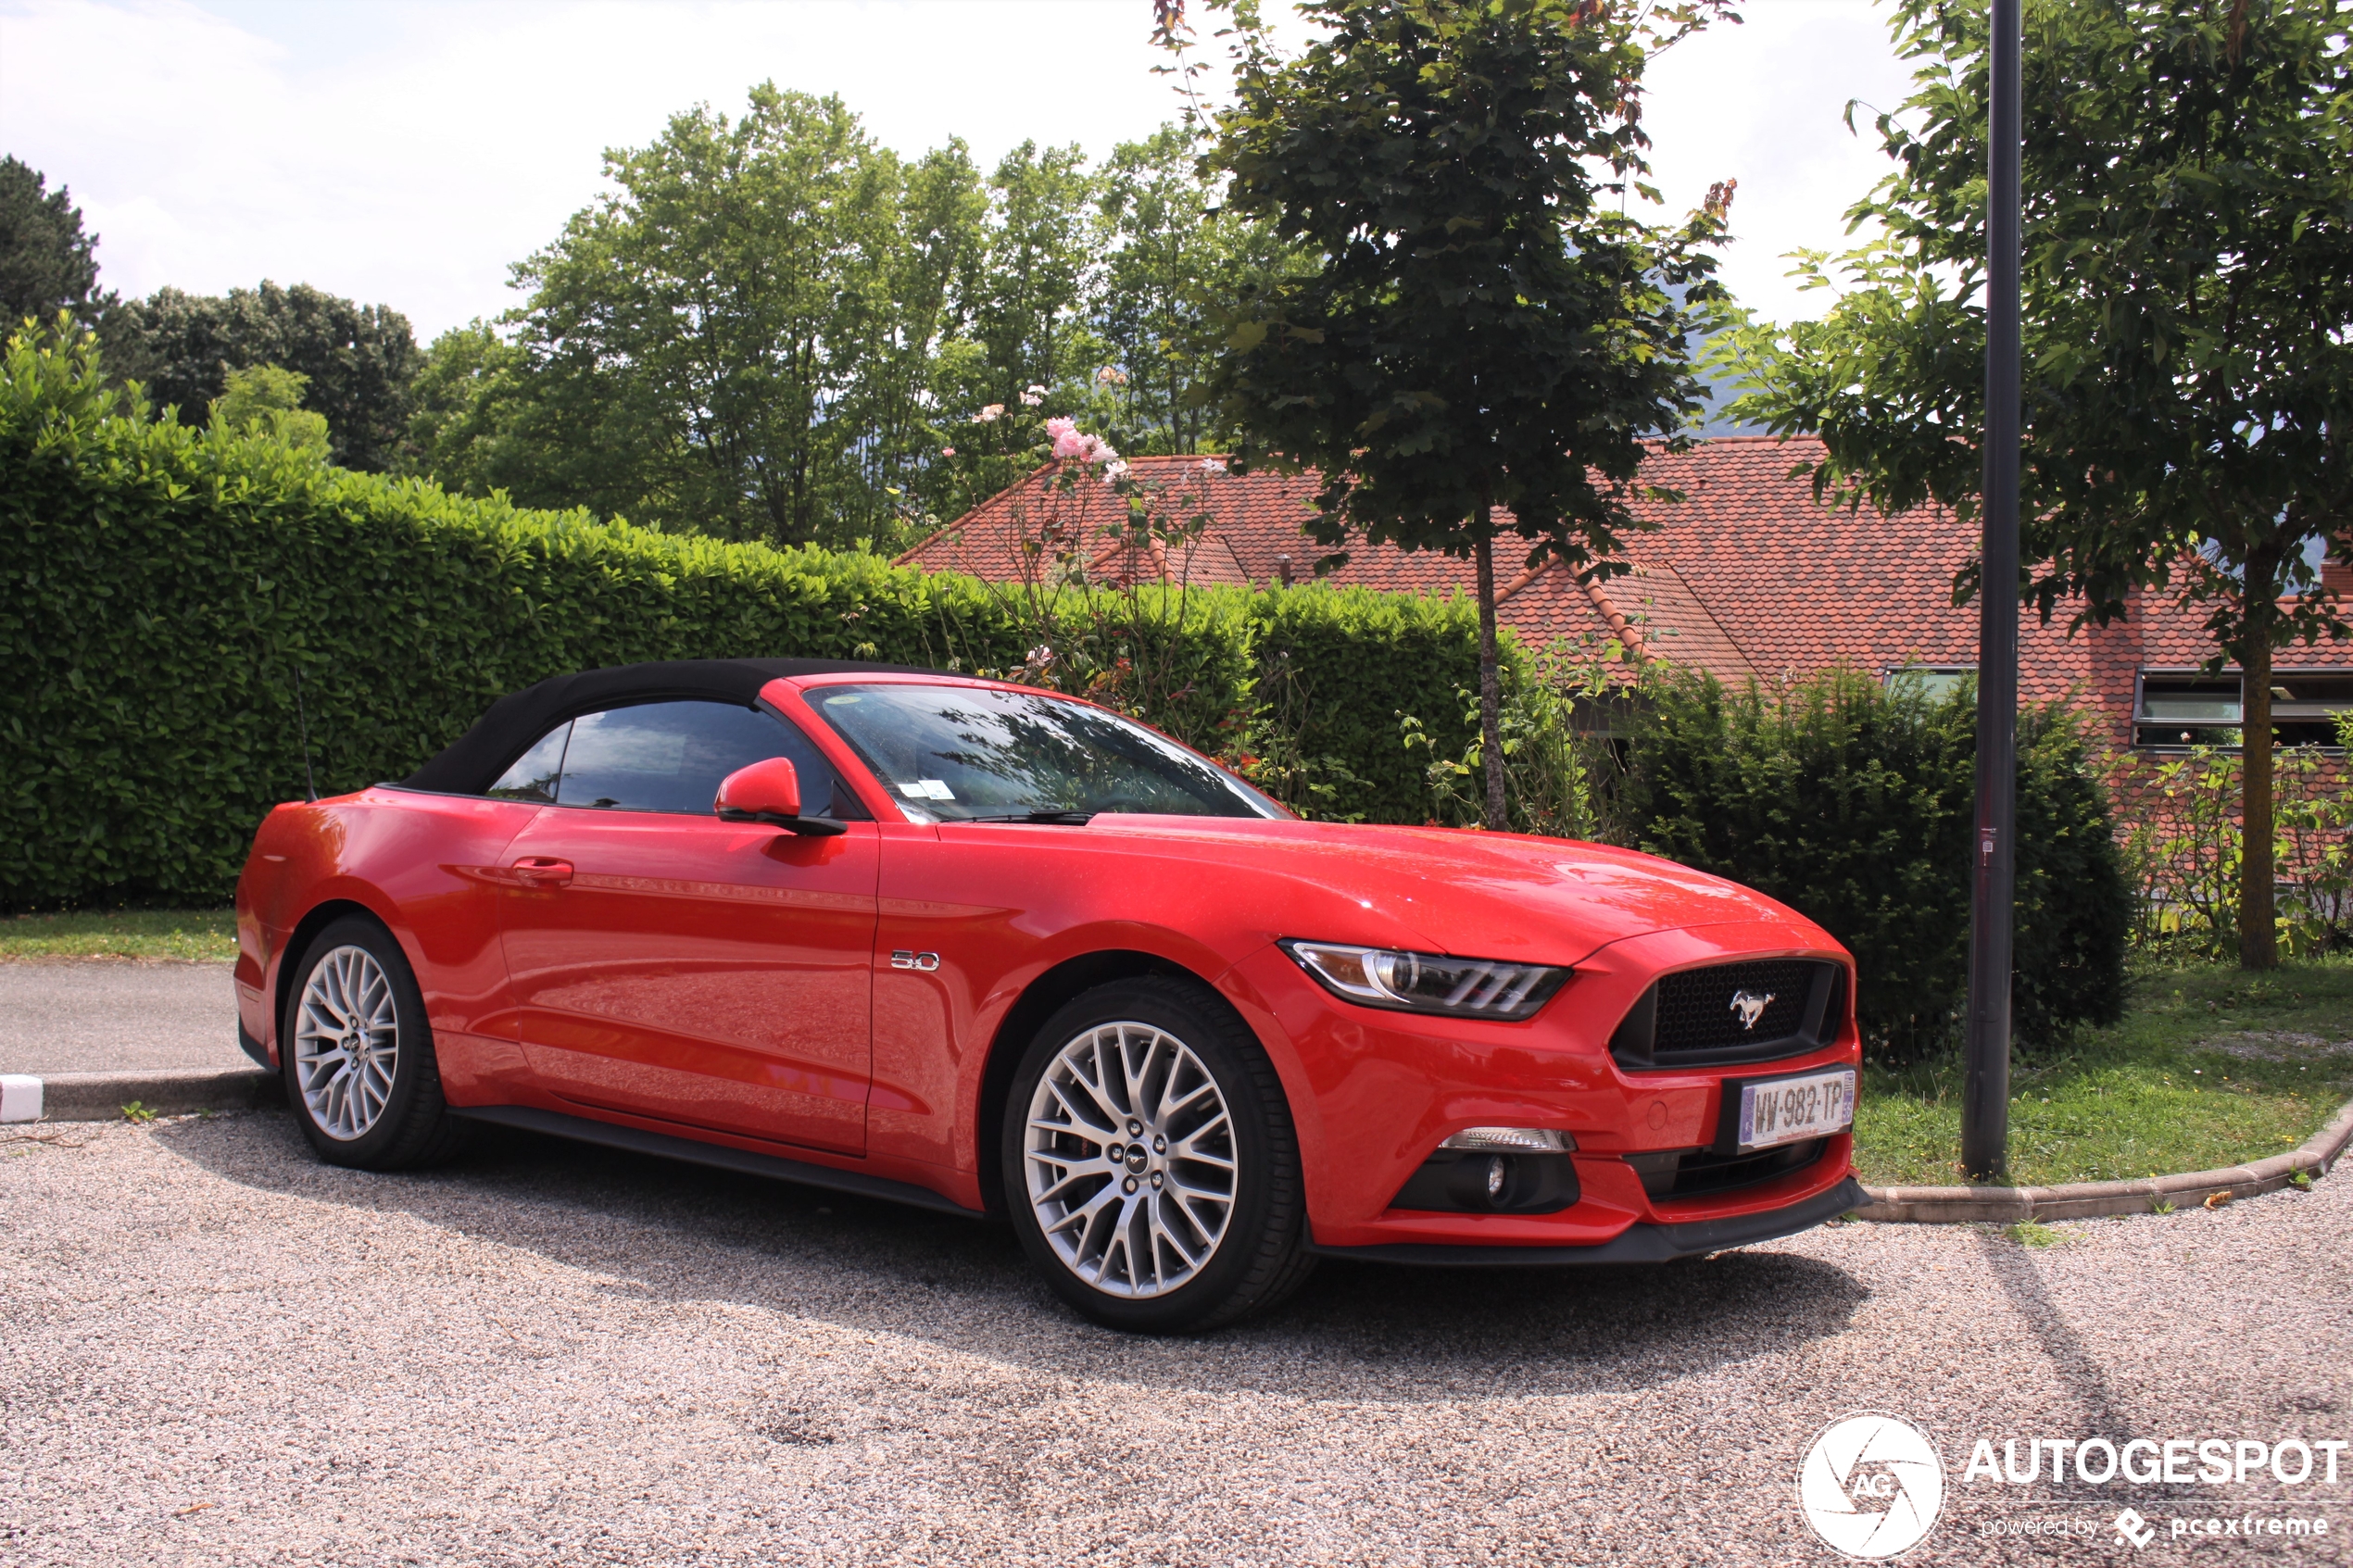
293;667;319;802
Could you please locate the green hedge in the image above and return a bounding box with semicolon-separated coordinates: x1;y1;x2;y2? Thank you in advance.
0;317;2145;1052
1620;665;2131;1054
1;325;1488;909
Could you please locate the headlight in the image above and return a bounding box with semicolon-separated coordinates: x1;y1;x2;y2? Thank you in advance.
1279;940;1569;1021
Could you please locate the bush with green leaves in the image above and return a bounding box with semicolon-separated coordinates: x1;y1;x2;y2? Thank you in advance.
1402;640;1625;842
209;365;330;456
1620;665;2130;1056
0;319;1485;909
2108;743;2353;960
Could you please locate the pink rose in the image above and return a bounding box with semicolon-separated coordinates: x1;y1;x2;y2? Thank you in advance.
1046;418;1088;459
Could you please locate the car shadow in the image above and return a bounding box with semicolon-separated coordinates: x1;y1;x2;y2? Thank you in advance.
157;1110;1869;1400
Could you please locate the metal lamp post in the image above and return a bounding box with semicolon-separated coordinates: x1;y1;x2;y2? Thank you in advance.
1962;0;2023;1181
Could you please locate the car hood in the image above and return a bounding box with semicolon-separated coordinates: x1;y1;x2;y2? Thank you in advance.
1086;815;1826;964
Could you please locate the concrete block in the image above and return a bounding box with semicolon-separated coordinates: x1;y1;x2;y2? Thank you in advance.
0;1074;43;1123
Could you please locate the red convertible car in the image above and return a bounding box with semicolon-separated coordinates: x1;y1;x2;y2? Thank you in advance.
234;659;1864;1331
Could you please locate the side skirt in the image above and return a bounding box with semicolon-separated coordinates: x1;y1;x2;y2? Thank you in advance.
450;1104;983;1219
1308;1176;1869;1267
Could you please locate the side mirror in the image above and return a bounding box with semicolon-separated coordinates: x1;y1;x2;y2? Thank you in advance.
714;758;846;835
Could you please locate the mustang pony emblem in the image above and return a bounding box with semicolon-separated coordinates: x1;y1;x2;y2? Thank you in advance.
1729;988;1776;1030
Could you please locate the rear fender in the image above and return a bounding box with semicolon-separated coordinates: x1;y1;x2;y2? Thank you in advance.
265;880;413;1064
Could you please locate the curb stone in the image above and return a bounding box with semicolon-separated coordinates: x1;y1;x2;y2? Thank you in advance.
19;1068;282;1122
1854;1092;2353;1223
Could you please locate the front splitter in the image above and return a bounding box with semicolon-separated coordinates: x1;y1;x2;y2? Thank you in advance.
1307;1175;1869;1266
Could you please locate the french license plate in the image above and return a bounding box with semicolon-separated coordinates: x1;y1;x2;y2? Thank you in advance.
1737;1068;1856;1152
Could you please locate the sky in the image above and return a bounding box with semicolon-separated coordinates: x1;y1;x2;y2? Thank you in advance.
0;0;1920;344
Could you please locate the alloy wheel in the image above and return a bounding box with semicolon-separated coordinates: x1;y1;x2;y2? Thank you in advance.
1023;1021;1238;1298
294;944;400;1141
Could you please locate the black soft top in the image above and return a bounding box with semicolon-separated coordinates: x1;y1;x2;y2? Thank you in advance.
399;657;961;796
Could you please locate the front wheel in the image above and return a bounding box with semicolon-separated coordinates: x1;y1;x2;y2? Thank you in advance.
282;914;469;1171
1002;975;1315;1333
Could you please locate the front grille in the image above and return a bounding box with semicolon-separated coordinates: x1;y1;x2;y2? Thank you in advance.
1658;959;1819;1053
1624;1138;1825;1200
1610;959;1843;1070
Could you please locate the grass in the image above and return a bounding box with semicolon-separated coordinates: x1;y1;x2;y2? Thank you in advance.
0;908;237;962
1853;954;2353;1188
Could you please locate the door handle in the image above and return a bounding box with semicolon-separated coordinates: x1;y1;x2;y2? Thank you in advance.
510;856;573;887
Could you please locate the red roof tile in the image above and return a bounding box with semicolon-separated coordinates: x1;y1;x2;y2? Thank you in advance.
905;439;2296;748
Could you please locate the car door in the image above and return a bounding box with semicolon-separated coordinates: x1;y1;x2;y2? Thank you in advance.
496;698;878;1154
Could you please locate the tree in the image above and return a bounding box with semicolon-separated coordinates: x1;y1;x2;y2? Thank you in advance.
1093;124;1307;456
1718;0;2353;969
916;143;1107;520
859;144;990;533
400;320;535;498
970;143;1101;410
1201;0;1734;829
0;157;109;329
209;364;330;455
504;84;977;548
101;282;421;471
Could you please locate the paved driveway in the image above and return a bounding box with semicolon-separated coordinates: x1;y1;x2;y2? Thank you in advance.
0;960;245;1074
3;1110;2346;1566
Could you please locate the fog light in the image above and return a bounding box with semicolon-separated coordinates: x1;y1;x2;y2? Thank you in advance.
1390;1145;1580;1216
1440;1126;1575;1153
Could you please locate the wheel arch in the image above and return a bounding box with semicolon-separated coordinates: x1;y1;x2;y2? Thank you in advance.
973;947;1244;1219
271;897;390;1054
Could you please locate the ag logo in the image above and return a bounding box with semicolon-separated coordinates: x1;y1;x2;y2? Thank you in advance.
1730;987;1775;1030
1797;1414;1944;1559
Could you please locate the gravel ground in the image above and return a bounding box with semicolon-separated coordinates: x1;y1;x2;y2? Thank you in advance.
0;961;245;1074
2;1110;2347;1567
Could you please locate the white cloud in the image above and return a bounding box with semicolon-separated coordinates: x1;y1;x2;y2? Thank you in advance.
0;0;1917;340
1642;2;1919;328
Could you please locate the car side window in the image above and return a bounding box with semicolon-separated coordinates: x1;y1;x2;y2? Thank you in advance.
486;722;571;803
552;700;865;819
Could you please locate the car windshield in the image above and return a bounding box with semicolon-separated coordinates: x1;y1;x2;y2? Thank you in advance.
810;684;1282;822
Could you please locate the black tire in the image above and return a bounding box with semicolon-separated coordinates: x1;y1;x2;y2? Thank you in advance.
281;914;470;1171
1001;974;1315;1333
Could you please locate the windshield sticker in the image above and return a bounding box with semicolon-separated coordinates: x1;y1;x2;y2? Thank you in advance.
897;779;957;800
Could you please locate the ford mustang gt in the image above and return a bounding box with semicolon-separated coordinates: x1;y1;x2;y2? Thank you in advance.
234;658;1866;1331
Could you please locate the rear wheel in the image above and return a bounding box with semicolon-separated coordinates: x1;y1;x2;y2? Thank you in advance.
1002;975;1314;1332
282;915;469;1170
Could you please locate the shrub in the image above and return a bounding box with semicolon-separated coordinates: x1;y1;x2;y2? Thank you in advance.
1246;584;1492;825
0;320;1486;909
2109;744;2353;958
1402;639;1624;841
1620;665;2130;1055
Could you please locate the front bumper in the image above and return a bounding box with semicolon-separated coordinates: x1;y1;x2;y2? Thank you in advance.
1306;1175;1868;1266
1220;922;1862;1249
